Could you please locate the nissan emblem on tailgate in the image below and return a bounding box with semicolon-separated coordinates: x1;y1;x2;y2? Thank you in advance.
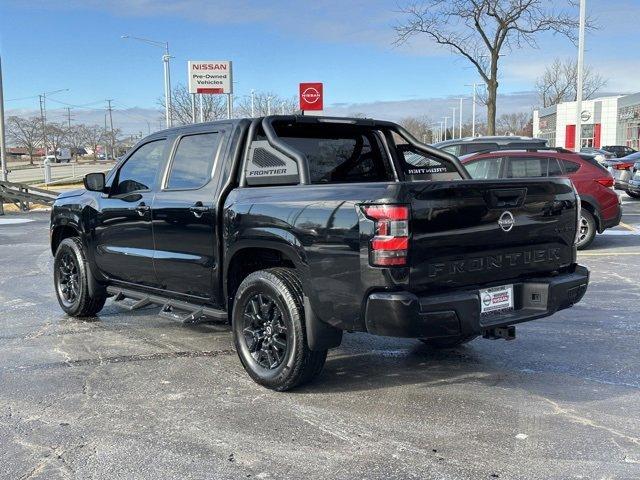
498;211;515;232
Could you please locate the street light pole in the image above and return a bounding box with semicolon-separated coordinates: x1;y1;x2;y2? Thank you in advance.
122;35;172;128
0;55;7;183
443;116;449;141
451;107;457;139
465;83;479;137
575;0;586;152
457;98;463;138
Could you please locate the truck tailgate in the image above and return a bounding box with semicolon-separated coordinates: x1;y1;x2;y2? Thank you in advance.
405;178;578;292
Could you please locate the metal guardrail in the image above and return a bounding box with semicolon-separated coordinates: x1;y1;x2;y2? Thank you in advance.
0;180;59;215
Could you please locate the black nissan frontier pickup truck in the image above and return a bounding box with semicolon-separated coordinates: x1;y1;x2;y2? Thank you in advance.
50;116;589;390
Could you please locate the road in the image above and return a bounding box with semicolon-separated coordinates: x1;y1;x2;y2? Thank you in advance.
0;195;639;479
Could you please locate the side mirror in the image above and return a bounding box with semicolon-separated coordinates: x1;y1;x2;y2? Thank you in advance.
84;172;106;192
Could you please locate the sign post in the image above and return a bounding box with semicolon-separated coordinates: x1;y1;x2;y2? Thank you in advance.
188;61;233;121
299;82;323;115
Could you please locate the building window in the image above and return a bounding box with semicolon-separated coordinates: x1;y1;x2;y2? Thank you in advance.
581;124;595;148
625;123;640;149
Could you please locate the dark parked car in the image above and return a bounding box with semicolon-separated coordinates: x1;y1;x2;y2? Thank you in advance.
602;145;636;158
434;136;547;157
580;147;615;164
50;116;588;390
461;149;621;249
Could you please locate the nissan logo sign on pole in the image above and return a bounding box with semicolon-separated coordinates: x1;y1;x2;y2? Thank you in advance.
299;83;323;115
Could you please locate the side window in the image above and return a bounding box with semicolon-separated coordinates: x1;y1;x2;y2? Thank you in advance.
465;157;503;179
465;143;499;155
440;144;460;156
280;130;394;185
113;140;165;195
166;132;221;190
562;160;581;173
397;144;462;181
506;157;548;178
548;157;563;176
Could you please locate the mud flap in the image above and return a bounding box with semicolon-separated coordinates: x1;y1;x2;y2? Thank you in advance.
304;296;343;351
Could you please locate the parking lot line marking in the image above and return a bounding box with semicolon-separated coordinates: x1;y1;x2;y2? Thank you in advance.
619;221;637;232
0;218;34;225
579;252;640;256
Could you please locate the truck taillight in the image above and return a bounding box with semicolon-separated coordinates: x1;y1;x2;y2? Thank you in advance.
363;205;409;266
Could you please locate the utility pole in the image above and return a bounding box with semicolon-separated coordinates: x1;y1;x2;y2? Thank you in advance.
0;55;7;184
37;88;69;158
39;94;47;157
106;99;114;159
65;107;73;128
575;0;586;152
465;83;479;137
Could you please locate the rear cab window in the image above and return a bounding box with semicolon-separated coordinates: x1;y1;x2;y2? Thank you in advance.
242;121;462;186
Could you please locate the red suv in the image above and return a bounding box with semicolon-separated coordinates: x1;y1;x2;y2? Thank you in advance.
461;149;622;249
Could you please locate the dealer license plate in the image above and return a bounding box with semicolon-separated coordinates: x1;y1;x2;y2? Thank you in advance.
479;284;514;315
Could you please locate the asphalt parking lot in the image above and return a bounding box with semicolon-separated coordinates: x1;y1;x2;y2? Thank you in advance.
1;196;639;480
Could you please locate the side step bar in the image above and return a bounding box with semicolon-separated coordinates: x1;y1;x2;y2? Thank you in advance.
106;286;228;325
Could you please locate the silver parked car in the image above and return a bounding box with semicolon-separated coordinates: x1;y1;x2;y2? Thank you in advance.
617;152;640;198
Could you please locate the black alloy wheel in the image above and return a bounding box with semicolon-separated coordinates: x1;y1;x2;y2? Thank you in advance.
242;293;289;370
232;268;327;391
56;251;80;308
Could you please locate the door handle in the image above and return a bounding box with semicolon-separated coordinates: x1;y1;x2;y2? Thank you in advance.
135;202;150;216
189;202;210;218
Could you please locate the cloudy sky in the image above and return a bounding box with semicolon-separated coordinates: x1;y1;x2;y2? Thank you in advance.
1;0;638;134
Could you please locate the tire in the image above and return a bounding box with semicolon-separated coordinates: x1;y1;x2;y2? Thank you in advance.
53;237;106;317
576;210;596;250
232;268;327;391
626;190;640;199
420;335;478;349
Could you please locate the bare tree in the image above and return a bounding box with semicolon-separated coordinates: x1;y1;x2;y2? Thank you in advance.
535;57;607;107
159;84;227;125
235;92;298;117
395;1;582;135
46;123;67;160
82;125;105;160
66;125;87;161
399;116;434;143
496;112;532;135
6;116;42;164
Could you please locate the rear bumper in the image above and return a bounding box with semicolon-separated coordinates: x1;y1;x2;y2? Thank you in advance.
364;265;589;339
628;178;640;194
602;202;622;230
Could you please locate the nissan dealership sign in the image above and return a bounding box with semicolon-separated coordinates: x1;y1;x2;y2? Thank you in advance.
188;61;233;94
299;82;323;111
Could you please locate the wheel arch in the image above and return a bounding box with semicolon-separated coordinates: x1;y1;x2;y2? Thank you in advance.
224;241;307;312
579;195;603;233
51;223;82;255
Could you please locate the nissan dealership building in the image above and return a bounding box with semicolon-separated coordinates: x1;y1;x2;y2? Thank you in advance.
533;92;640;150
